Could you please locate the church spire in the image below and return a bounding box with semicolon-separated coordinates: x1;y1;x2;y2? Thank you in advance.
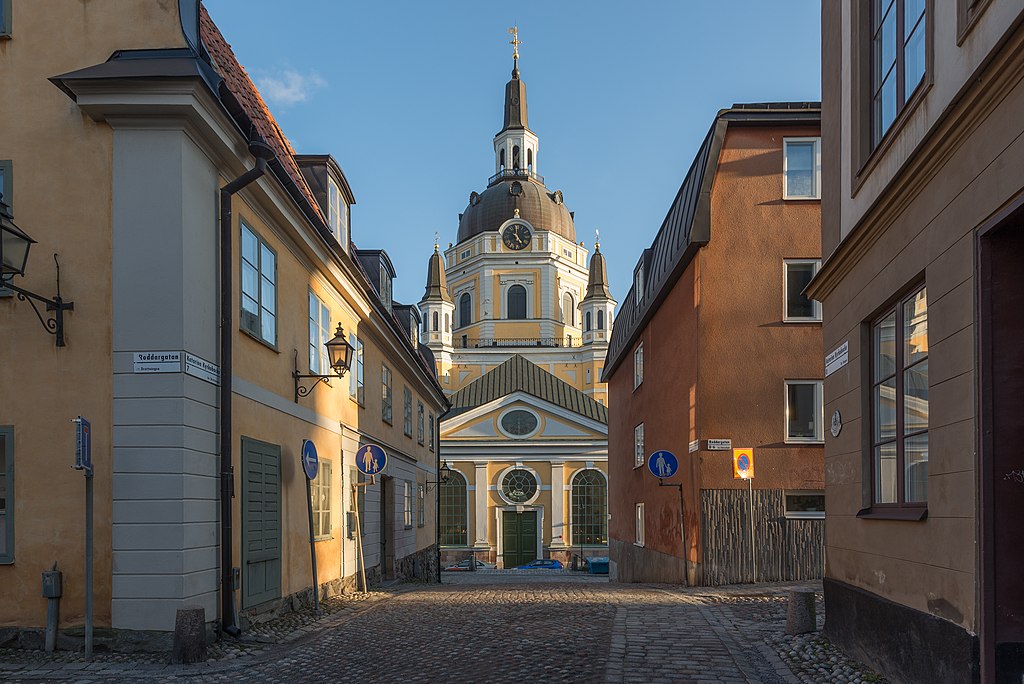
422;243;452;304
500;26;528;133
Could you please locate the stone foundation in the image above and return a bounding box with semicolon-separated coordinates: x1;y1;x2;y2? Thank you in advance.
394;544;438;583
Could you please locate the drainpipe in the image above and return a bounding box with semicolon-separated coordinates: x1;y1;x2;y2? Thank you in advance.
219;141;275;636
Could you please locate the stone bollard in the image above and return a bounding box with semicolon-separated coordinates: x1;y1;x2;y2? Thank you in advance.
171;607;207;664
786;590;817;635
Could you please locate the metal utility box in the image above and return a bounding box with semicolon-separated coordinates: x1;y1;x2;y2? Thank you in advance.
41;569;63;598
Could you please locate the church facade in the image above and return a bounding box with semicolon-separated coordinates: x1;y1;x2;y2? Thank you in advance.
419;37;614;568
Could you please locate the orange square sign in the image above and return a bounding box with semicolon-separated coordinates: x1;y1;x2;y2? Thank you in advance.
733;448;755;479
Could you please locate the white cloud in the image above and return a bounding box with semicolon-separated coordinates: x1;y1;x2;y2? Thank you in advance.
255;70;327;106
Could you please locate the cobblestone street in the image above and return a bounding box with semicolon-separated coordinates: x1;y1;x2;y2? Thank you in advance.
0;576;887;683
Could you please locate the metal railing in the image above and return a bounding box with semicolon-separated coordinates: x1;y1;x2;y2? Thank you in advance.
455;336;583;349
487;168;545;185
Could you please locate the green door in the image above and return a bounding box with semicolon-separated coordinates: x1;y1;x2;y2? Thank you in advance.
502;510;538;568
241;438;281;609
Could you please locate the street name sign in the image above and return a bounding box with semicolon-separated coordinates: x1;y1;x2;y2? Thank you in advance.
647;450;679;479
184;353;219;385
356;443;388;476
301;439;319;480
74;416;92;471
825;341;849;377
707;439;732;451
133;351;181;373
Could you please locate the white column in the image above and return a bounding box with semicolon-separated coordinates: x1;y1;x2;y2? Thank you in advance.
550;463;566;548
474;462;489;546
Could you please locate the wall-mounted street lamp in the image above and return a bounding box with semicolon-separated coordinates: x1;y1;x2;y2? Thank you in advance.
293;323;355;402
0;195;75;347
426;460;453;491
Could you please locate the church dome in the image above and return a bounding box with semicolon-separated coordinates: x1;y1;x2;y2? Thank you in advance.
457;178;576;244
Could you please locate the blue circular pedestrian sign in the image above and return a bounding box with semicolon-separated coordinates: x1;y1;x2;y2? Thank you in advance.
301;439;319;480
647;450;679;479
356;443;388;476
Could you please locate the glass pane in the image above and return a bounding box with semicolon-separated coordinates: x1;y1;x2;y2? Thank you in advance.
786;143;815;197
241;293;259;317
261;310;275;344
241;226;258;264
874;7;897;87
260;244;275;283
904;19;926;100
785;493;825;513
904;287;928;364
880;73;897;138
874;0;895;30
788;383;818;439
875;378;897;442
904;0;925;34
874;312;896;381
905;433;928;502
874;442;898;504
309;320;319;372
904;359;928;434
241;262;258;300
261;277;275;314
786;263;815;317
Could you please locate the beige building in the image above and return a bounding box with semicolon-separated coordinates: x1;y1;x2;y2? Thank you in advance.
422;43;613;568
0;0;445;639
811;2;1024;681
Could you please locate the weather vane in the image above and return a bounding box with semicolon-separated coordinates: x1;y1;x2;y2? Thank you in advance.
508;26;521;62
595;228;600;248
434;231;440;250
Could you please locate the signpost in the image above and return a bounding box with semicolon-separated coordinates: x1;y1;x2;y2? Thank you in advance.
301;440;320;612
353;443;388;592
644;449;690;586
72;417;93;660
732;448;756;584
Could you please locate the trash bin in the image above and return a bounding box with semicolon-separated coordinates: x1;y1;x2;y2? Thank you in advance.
588;557;609;574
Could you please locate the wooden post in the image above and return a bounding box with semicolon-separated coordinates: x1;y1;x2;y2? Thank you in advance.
352;483;368;593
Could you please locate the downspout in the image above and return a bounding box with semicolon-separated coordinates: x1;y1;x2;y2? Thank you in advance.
219;141;275;636
436;414;441;583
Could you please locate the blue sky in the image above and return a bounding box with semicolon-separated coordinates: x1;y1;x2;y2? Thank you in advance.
205;1;821;307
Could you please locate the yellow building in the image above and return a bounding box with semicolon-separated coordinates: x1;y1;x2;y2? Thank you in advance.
420;40;614;568
0;1;446;639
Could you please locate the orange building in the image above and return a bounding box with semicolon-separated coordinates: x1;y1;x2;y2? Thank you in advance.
604;104;824;585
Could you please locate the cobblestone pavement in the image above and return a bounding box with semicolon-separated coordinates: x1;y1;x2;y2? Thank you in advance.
0;579;888;683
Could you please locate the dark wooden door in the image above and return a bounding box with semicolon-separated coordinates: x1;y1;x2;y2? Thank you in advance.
241;438;281;609
502;510;537;568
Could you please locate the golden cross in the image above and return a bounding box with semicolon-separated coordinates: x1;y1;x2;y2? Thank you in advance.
508;26;521;60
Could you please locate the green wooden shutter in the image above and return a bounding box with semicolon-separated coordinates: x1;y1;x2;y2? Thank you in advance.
241;438;281;608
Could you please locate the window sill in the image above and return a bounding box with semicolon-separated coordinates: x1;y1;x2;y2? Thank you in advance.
785;439;825;446
240;327;279;353
782;318;823;324
853;81;933;196
633;542;645;548
856;506;928;521
782;196;821;202
404;525;413;531
314;535;333;542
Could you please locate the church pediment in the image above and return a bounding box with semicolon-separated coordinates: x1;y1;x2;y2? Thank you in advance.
441;392;606;442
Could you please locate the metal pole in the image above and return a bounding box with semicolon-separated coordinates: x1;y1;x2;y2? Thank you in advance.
306;478;320;612
352;483;367;593
747;477;756;584
85;467;94;660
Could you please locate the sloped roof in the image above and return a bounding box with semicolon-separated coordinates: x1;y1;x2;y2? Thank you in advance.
199;6;325;224
447;355;608;424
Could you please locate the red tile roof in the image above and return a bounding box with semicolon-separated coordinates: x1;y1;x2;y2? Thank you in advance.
199;5;325;224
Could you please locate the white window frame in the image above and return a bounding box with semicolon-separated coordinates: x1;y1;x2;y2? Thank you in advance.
783;260;822;322
312;461;332;540
633;343;644;389
782;137;822;200
349;335;364;404
417;401;425;444
308;290;331;374
634;503;645;547
327;176;348;248
382;365;393;424
417;482;426;527
634;423;645;468
403;386;413;437
784;380;824;443
428;413;435;452
240;221;277;346
403;481;413;529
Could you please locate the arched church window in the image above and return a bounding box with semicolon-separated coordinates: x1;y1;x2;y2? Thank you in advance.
499;148;505;170
512;145;521;170
507;285;527;320
585;311;592;332
562;293;575;327
597;310;605;330
571;469;608;546
459;293;472;327
440;471;468;546
432;311;439;332
527;148;533;171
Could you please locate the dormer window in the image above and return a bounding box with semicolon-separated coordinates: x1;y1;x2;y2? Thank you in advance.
633;259;646;311
380;264;392;312
328;176;349;249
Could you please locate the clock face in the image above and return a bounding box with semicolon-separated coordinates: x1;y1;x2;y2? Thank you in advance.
502;223;531;250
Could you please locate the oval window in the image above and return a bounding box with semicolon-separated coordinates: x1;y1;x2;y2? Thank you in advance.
501;469;538;503
501;409;538;436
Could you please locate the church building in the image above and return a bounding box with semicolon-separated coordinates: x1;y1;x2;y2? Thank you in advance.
419;32;615;568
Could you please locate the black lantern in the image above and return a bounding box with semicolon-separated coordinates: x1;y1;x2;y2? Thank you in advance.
0;195;74;347
0;196;34;279
293;323;355;402
439;460;452;484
